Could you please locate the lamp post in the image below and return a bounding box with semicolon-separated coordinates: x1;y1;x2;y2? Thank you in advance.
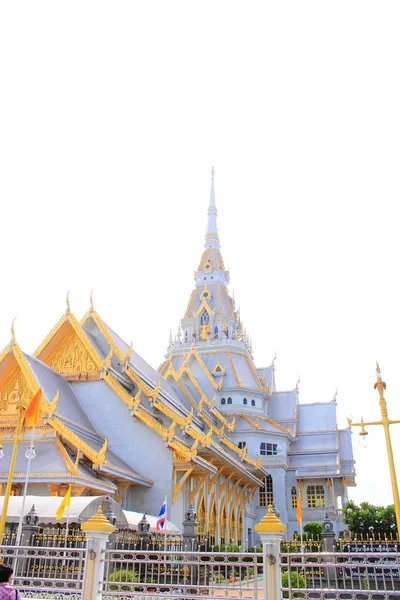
347;363;400;535
0;404;24;541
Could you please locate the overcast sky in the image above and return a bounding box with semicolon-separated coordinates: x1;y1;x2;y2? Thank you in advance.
1;1;400;507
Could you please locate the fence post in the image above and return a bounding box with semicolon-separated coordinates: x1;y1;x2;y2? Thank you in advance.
81;506;116;600
255;505;286;600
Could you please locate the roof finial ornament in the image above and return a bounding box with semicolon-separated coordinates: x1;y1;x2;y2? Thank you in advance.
205;168;220;249
296;374;300;392
333;387;338;401
90;290;94;312
272;352;277;369
10;317;17;344
66;291;71;315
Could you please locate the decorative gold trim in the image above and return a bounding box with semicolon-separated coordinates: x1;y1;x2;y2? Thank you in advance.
228;478;242;501
188;476;206;504
172;466;194;503
48;414;107;465
228;352;242;387
223;287;233;317
54;436;78;475
238;413;290;434
81;310;125;362
211;406;235;431
219;473;233;499
217;285;223;314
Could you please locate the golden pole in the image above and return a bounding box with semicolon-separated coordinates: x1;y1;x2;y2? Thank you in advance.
0;406;24;541
347;363;400;535
375;366;400;534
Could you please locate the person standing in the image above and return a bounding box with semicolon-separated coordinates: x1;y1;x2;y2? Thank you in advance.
0;565;21;600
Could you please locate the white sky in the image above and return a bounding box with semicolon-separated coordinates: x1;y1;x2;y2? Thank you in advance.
1;1;400;507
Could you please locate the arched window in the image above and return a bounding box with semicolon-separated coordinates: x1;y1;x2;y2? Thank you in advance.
214;326;218;338
243;398;248;405
291;486;298;509
221;398;226;405
227;397;232;405
259;474;273;507
220;503;227;545
197;496;206;537
200;310;209;325
209;499;217;547
251;399;255;406
184;331;188;343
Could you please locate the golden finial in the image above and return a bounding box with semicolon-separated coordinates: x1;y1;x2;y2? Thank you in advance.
66;291;71;315
333;387;338;401
374;361;387;410
272;352;277;368
10;317;17;344
296;374;300;392
211;166;215;180
90;290;94;312
359;415;368;438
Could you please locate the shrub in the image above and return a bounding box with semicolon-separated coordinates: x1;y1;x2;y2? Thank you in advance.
108;569;138;591
282;570;306;598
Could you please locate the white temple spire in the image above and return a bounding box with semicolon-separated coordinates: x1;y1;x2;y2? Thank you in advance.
205;166;220;249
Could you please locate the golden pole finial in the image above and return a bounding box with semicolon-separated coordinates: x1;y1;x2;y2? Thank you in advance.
10;317;17;344
333;387;338;401
296;374;300;392
272;352;277;368
66;291;71;315
90;290;94;312
211;166;215;180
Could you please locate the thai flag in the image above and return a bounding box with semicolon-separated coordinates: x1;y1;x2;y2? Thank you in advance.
156;499;167;530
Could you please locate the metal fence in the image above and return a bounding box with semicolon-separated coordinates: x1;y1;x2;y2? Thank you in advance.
102;548;262;599
0;544;86;596
281;550;400;598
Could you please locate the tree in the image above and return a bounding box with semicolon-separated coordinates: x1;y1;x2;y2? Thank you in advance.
302;522;322;538
343;501;397;536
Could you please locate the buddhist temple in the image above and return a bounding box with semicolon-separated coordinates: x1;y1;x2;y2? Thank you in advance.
0;170;355;540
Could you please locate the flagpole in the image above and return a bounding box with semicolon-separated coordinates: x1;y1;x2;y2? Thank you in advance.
164;491;168;552
300;516;304;553
0;406;24;542
64;501;71;547
15;426;36;546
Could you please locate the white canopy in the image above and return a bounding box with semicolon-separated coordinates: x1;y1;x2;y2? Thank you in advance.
0;495;180;533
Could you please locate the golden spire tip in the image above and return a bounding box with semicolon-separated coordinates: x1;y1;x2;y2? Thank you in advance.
66;291;71;315
90;290;94;312
10;317;16;344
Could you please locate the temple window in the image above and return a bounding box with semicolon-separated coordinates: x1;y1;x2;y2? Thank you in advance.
200;310;209;325
251;399;255;406
259;474;273;507
214;326;218;338
238;441;247;449
221;398;226;405
243;398;247;405
291;486;298;508
307;485;325;508
260;442;278;456
184;331;188;342
227;397;232;405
